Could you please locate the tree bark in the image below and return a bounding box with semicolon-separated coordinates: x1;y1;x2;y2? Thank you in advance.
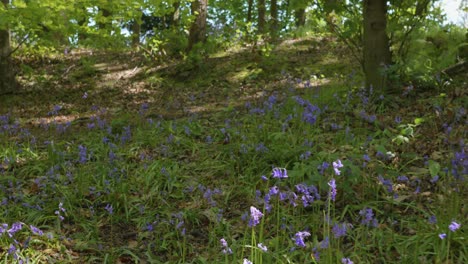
0;0;17;95
363;0;391;90
247;0;254;23
187;0;208;52
257;0;266;34
270;0;278;40
131;18;141;48
295;8;306;27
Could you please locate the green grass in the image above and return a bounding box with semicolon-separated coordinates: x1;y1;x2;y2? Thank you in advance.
0;38;466;263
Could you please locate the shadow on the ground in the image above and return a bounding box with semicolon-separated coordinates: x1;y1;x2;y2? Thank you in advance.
1;37;357;124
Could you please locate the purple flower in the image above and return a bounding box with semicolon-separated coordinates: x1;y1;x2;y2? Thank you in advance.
269;186;279;196
318;161;329;175
320;236;329;249
342;258;354;264
328;178;337;201
8;244;16;255
220;238;232;254
332;159;343;175
78;145;87;164
294;231;311;247
332;223;349;238
449;221;460;232
439;233;447;239
30;225;43;236
272;167;288;179
428;215;437;224
261;175;268;181
249;206;263;227
359;208;378;227
7;222;22;237
258;243;268;252
105;204;113;215
243;259;253;264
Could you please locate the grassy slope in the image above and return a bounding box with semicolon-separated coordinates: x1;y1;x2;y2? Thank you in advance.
0;37;466;263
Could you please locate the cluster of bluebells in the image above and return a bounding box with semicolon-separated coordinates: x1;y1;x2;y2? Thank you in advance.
295;96;321;126
249;206;263;227
359;207;378;227
219;238;232;254
272;167;288;179
0;222;47;261
439;221;461;240
294;230;311;248
55;202;66;221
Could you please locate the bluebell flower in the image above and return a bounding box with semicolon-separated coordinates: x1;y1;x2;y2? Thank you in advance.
249;206;263;227
30;225;43;236
359;208;378;227
7;222;22;237
105;204;113;215
269;186;279;196
243;258;253;264
319;236;329;249
449;221;461;232
439;233;447;239
78;145;87;164
342;257;354;264
294;231;311;247
272;167;288;179
258;243;268;252
332;223;349;238
328;178;337;201
333;159;343;175
220;238;232;254
428;215;437;224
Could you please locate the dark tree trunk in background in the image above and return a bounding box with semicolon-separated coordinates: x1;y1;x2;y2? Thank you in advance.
131;17;141;48
0;0;17;95
247;0;253;23
363;0;391;90
295;8;306;27
270;0;278;40
257;0;266;34
187;0;208;52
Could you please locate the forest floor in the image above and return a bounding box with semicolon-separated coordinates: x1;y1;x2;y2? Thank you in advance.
0;36;467;263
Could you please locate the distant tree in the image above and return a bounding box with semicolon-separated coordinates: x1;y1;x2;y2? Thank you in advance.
0;0;17;94
187;0;208;52
258;0;266;34
363;0;391;90
270;0;279;40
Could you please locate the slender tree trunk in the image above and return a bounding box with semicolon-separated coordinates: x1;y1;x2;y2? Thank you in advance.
187;0;208;52
131;17;141;48
257;0;266;34
295;8;306;27
270;0;278;40
247;0;254;23
0;0;17;94
363;0;391;90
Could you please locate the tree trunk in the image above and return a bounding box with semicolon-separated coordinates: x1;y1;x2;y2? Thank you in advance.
257;0;266;34
131;18;141;48
247;0;253;23
187;0;208;52
0;0;17;95
270;0;278;40
363;0;391;90
295;8;306;27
